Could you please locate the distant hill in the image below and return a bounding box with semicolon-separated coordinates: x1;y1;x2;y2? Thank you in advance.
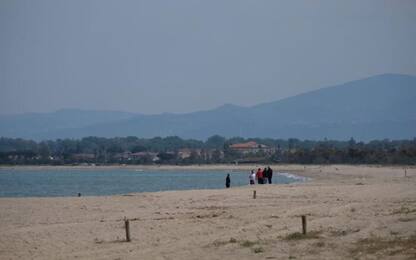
0;109;136;140
1;74;415;141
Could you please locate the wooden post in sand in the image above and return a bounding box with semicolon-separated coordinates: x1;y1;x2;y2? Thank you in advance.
253;190;256;199
124;218;131;242
301;215;307;235
405;168;407;177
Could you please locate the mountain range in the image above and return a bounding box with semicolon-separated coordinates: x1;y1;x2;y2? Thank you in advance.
1;73;415;141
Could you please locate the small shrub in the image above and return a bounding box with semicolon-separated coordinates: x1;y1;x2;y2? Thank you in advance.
240;240;258;247
350;234;416;257
392;206;416;215
212;240;228;247
284;231;321;240
253;247;264;253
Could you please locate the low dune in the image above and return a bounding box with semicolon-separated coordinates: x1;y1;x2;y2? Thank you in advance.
0;165;415;259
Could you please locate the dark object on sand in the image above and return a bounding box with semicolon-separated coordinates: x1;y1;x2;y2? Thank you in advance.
302;215;307;235
124;218;131;242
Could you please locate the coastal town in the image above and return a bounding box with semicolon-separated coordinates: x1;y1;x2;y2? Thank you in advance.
1;136;415;165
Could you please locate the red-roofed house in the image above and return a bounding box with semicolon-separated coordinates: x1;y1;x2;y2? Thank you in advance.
229;141;274;154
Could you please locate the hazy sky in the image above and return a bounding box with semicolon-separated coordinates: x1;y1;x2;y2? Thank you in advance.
1;0;415;115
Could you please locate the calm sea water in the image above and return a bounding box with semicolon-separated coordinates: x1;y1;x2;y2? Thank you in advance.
0;168;301;197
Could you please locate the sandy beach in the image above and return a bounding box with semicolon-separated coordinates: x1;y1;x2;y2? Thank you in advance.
0;165;415;259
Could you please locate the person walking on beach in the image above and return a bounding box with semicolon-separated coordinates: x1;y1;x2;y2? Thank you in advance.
267;166;273;184
225;174;231;188
249;170;256;185
256;168;263;184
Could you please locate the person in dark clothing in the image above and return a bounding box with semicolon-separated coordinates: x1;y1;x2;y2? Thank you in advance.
267;166;273;184
225;174;231;188
263;167;269;184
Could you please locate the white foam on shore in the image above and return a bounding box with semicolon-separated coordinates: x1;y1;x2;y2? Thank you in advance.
277;172;309;182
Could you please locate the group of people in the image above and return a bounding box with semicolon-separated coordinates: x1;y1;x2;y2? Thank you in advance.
249;166;273;185
225;166;273;188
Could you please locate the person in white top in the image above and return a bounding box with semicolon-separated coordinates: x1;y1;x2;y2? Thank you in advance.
249;170;256;185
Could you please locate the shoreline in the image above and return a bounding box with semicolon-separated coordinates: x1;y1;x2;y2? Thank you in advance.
1;163;413;171
0;165;308;199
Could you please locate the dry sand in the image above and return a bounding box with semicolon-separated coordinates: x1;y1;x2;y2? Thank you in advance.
0;165;415;260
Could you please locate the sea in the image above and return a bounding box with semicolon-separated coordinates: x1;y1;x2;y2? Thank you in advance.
0;168;304;197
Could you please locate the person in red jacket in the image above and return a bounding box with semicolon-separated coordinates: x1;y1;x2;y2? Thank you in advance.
256;168;264;184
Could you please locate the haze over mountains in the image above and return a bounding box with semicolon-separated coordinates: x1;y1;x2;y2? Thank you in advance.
1;74;415;141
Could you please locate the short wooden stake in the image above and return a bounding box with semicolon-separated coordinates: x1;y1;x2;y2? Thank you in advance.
253;190;256;199
78;193;81;197
405;168;407;177
301;215;307;235
124;218;131;242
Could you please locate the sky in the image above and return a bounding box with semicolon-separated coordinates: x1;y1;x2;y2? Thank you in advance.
1;0;415;115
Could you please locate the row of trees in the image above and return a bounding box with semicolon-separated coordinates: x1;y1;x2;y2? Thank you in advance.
0;136;415;165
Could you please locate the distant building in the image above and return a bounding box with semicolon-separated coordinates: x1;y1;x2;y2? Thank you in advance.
178;148;205;159
202;149;224;160
72;153;95;160
130;152;159;162
229;141;274;154
114;151;132;160
177;148;193;159
113;151;159;162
